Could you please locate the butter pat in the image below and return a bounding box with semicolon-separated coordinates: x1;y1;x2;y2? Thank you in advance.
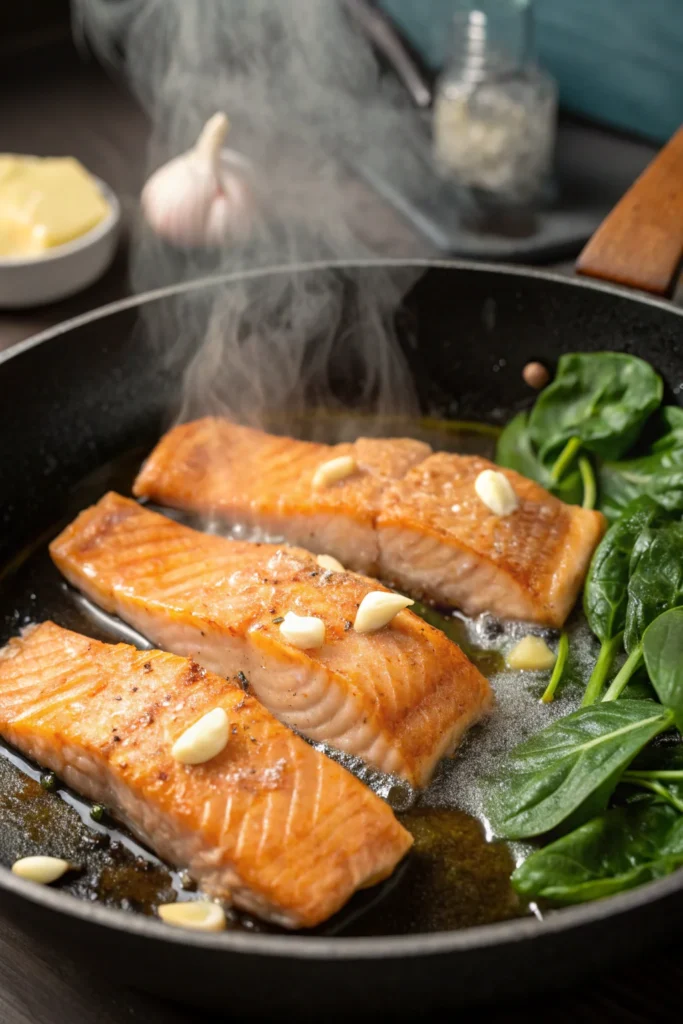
507;635;556;672
0;155;109;258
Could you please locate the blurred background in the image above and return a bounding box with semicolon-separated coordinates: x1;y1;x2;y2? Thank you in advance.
1;0;681;351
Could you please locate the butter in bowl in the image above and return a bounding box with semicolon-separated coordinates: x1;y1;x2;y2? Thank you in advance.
0;154;120;309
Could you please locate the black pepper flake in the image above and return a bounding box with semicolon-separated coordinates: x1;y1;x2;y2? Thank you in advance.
115;696;122;701
231;726;238;735
237;671;250;692
143;662;152;673
113;735;121;743
200;631;205;637
272;616;284;624
250;737;257;744
344;620;352;631
158;771;168;782
132;686;138;693
309;571;319;577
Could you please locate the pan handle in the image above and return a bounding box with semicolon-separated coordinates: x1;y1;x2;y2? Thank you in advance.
342;0;434;110
576;124;683;301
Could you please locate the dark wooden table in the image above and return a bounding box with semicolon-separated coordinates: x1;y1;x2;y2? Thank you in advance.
1;44;678;1024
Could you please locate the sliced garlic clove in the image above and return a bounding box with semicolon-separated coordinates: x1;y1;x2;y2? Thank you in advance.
354;591;415;633
316;554;345;572
474;469;519;516
172;707;230;765
507;635;557;671
279;611;326;650
158;900;227;932
12;856;70;885
312;455;357;490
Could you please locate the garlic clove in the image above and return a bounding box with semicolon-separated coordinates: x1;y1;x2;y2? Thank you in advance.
507;635;556;671
172;707;230;765
12;856;70;885
354;592;414;633
312;455;357;490
279;611;326;650
474;469;519;516
158;900;227;932
316;554;345;572
141;111;254;248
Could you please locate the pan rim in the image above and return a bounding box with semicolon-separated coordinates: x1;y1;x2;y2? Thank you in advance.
2;257;682;373
3;256;683;958
2;854;682;957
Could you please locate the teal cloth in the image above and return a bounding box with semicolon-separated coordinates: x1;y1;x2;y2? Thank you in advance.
380;0;683;142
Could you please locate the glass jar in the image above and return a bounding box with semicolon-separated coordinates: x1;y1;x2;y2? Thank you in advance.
433;0;557;205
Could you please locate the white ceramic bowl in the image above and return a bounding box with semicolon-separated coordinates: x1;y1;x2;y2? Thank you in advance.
0;178;121;309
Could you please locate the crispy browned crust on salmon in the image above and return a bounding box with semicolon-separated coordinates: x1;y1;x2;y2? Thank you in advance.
132;419;430;575
377;454;606;628
50;493;492;788
0;622;412;928
133;419;605;627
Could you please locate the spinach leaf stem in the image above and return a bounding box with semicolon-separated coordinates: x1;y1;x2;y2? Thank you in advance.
582;632;624;706
579;456;597;510
541;632;569;703
551;436;582;483
621;775;683;813
602;645;644;702
625;770;683;780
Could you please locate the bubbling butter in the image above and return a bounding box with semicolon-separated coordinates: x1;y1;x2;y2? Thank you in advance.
0;155;110;258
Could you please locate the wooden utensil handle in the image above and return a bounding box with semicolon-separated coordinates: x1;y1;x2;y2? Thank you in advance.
576;125;683;297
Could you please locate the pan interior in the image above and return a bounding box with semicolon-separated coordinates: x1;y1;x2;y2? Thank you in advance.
0;411;600;938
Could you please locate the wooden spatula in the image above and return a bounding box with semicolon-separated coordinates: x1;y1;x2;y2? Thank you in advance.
576;125;683;296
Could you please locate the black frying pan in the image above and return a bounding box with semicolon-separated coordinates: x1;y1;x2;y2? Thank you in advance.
1;258;683;1016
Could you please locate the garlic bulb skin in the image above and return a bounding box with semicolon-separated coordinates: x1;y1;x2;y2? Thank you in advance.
141;112;254;248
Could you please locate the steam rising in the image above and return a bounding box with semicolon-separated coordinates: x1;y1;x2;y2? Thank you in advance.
74;0;433;433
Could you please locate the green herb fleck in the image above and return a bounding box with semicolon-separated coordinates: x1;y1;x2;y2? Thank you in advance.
40;771;57;793
90;803;106;823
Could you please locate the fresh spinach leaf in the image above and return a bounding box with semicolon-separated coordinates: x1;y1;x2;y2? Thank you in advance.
585;497;660;645
624;740;683;808
651;406;683;452
599;448;683;523
624;520;683;654
581;498;661;704
512;802;683;904
485;701;674;840
496;411;582;505
598;407;683;521
643;608;683;731
528;353;663;464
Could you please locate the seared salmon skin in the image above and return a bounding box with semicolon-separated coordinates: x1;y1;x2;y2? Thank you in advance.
50;493;492;788
0;622;412;928
133;419;605;627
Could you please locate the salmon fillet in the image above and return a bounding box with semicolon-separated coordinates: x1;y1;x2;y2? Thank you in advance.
377;454;605;626
50;493;492;788
133;419;605;627
133;418;431;575
0;622;412;928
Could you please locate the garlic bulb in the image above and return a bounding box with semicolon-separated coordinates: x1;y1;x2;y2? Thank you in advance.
141;112;254;248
